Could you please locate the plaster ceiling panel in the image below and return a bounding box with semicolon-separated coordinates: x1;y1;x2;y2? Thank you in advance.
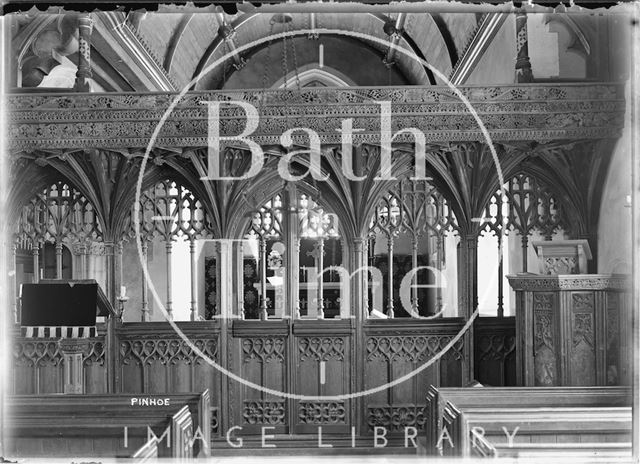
404;13;454;81
439;12;479;59
195;12;430;88
136;13;184;71
169;13;221;88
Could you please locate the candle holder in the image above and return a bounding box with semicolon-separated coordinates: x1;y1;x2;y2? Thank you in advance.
117;293;129;320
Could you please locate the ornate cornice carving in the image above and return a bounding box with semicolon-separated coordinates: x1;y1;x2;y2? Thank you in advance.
507;274;630;291
8;84;624;150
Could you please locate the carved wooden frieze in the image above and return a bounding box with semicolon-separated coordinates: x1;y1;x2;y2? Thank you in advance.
298;336;345;362
241;337;285;363
508;274;629;291
242;400;286;425
367;404;427;431
14;338;105;368
119;337;218;365
298;401;346;425
8;84;624;150
533;293;556;386
366;335;463;363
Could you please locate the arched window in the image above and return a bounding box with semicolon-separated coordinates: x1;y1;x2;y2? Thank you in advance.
241;190;344;320
12;180;102;322
367;179;459;318
477;173;570;316
125;179;213;322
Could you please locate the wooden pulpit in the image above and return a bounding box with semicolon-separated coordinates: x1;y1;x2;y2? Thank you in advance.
20;279;115;393
507;274;630;387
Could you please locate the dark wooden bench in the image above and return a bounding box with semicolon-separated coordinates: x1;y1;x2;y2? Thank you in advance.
8;390;211;459
423;385;632;458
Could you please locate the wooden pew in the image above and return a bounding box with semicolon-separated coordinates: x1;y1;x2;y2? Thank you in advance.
8;390;211;459
423;385;632;458
132;436;159;462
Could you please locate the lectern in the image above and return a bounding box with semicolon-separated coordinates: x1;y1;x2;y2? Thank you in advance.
20;279;115;393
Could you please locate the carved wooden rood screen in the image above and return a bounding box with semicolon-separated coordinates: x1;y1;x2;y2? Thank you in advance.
7;84;626;443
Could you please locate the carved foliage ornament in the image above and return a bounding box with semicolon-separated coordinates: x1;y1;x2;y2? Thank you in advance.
298;401;346;424
9;85;624;149
243;400;286;425
367;404;427;431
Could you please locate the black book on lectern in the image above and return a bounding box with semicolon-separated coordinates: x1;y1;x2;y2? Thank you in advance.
20;279;113;327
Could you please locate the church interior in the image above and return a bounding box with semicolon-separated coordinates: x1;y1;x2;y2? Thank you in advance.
1;2;638;460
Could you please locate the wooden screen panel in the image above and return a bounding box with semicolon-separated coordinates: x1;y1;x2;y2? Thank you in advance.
363;320;466;434
293;332;351;434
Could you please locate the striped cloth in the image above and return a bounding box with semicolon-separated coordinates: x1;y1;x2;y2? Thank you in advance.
21;326;97;338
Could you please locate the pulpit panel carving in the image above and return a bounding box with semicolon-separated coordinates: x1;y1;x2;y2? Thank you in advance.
606;293;620;385
533;293;556;386
570;293;595;385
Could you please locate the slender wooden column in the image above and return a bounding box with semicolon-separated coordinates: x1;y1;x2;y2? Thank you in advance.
387;236;394;318
353;237;367;319
190;239;197;321
74;14;93;92
165;241;173;319
436;234;444;314
458;233;478;319
141;241;149;322
497;230;505;318
317;237;325;319
293;239;301;319
115;241;123;305
32;244;39;283
237;241;245;319
12;244;18;324
411;235;419;315
104;242;116;306
79;243;87;279
521;235;529;272
259;238;268;320
55;242;63;279
515;11;533;83
285;186;299;319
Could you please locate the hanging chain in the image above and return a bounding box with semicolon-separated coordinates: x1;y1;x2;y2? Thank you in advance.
221;40;228;88
260;21;276;108
281;26;289;89
289;21;302;92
